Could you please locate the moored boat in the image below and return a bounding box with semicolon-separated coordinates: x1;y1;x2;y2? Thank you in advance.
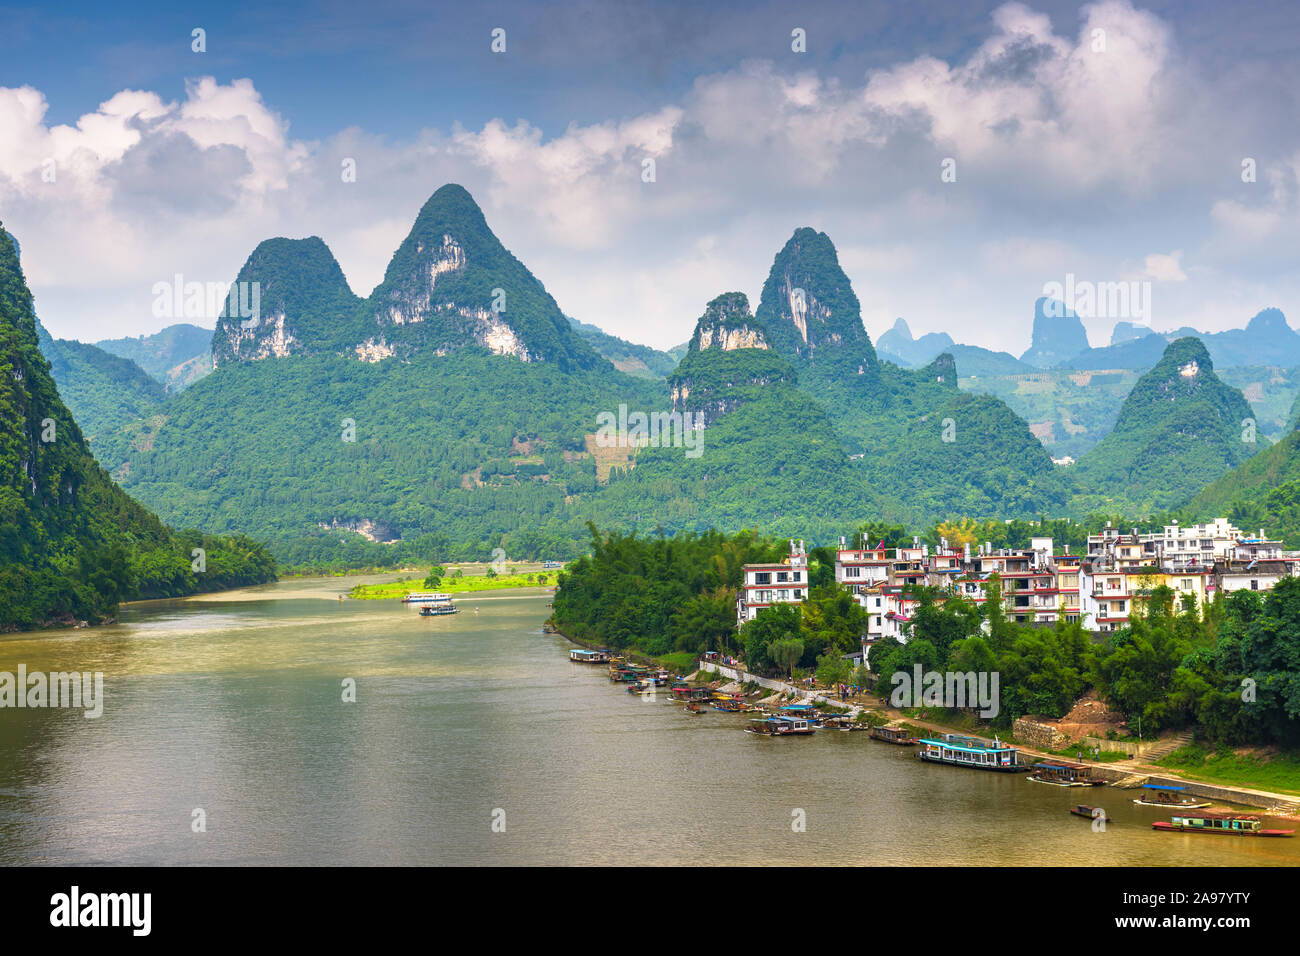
745;716;816;737
916;734;1028;772
1028;762;1106;787
1153;812;1294;837
1132;785;1211;809
1070;805;1111;822
569;648;610;663
609;663;650;683
869;724;918;745
671;685;712;703
776;703;821;725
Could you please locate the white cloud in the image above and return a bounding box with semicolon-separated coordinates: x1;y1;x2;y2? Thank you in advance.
1139;250;1187;281
0;2;1296;354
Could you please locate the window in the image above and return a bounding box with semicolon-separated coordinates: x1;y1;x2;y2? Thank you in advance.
754;572;770;585
793;572;801;582
776;571;789;583
845;567;860;578
1251;579;1259;591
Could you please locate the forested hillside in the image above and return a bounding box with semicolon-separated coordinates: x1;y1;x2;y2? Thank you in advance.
1072;338;1261;514
42;185;1290;569
0;224;277;630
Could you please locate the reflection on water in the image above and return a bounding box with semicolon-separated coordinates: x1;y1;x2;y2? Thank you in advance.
0;576;1295;866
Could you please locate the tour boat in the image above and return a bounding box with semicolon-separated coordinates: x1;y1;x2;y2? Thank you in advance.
745;716;816;737
916;734;1029;772
869;725;918;745
569;648;610;663
416;594;458;616
1153;812;1294;837
1028;762;1107;787
1070;805;1111;822
404;591;450;604
1132;785;1210;809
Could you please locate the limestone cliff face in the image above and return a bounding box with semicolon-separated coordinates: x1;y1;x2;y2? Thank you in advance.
212;236;361;367
690;292;770;353
668;292;795;426
361;184;600;370
754;228;877;372
212;185;606;372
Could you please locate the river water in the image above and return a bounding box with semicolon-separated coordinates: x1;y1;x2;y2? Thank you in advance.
0;576;1295;866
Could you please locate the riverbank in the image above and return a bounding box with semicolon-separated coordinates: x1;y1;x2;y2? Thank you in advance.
677;657;1300;820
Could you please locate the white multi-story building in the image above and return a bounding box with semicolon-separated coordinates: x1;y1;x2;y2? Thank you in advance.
1155;519;1242;567
736;540;810;626
1232;534;1284;562
1214;558;1290;594
1079;567;1133;632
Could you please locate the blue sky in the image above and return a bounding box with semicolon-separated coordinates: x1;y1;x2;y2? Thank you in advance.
2;0;1299;351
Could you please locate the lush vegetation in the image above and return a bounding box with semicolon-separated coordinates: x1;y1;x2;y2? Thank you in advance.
957;367;1140;459
0;224;276;631
555;516;1300;756
568;316;684;379
1071;338;1261;514
348;568;558;599
46;186;1293;568
1188;429;1300;547
1155;744;1300;796
41;336;166;444
551;525;788;657
869;576;1300;750
94;322;212;390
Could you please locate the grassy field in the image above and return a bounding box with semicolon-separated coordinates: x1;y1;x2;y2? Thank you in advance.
1043;744;1130;763
1154;745;1300;796
349;567;561;600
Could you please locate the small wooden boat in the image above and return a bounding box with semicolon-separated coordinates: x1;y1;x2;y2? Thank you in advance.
869;724;918;745
1028;762;1107;787
1153;812;1294;837
671;686;712;702
745;717;816;736
609;664;650;683
1132;785;1210;809
1070;805;1111;822
684;702;704;715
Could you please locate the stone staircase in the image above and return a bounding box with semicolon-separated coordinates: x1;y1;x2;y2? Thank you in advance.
1139;729;1195;761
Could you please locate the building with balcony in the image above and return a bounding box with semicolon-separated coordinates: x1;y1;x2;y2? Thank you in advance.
737;539;810;626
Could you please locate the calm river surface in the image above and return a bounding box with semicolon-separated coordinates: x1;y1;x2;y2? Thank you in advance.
0;576;1295;866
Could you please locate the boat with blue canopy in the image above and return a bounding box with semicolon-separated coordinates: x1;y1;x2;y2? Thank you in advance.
1132;784;1210;809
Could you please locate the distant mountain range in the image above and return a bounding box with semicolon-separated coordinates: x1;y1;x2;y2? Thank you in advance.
871;301;1300;456
39;185;1086;561
95;324;213;392
22;183;1297;564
